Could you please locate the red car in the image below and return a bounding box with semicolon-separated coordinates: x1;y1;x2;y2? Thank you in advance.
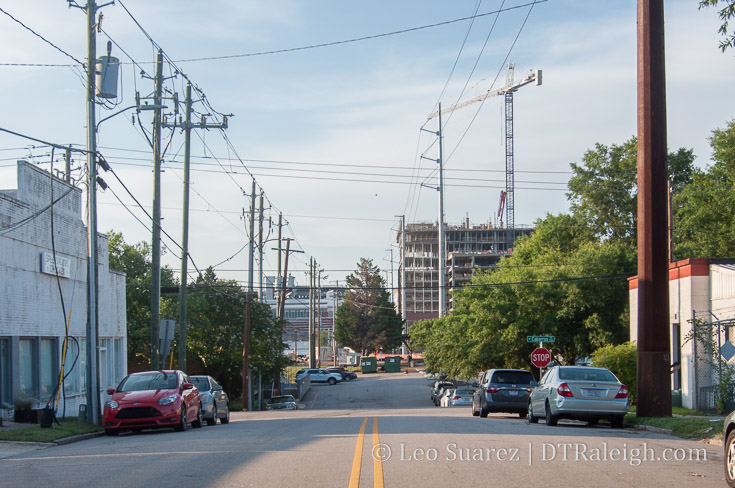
103;370;203;436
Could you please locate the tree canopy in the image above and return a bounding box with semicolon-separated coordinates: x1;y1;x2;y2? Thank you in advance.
334;258;403;356
700;0;735;51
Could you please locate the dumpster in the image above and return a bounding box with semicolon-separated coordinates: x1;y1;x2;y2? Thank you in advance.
384;356;401;373
361;356;377;374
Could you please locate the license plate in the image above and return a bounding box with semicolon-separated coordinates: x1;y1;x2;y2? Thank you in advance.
583;389;604;397
507;390;519;396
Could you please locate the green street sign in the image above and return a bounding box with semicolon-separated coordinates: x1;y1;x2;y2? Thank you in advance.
527;335;555;343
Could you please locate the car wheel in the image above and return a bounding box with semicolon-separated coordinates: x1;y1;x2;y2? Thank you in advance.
726;429;735;487
610;415;624;429
479;404;489;418
545;402;558;426
518;411;527;419
105;428;119;436
206;404;217;426
471;399;480;417
192;403;204;428
328;377;336;385
175;406;187;432
220;403;230;424
527;401;539;424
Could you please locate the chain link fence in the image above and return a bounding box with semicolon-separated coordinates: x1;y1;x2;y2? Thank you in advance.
690;312;735;413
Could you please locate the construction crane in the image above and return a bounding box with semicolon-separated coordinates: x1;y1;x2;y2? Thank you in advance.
427;63;542;244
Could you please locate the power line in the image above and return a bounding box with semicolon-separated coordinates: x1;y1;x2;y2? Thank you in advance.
0;5;84;66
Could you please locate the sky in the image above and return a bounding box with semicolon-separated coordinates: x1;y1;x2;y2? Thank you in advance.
0;0;734;289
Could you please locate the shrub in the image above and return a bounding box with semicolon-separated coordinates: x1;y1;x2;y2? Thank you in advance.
592;342;637;403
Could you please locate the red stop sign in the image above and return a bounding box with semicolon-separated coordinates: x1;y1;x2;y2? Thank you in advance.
531;347;552;368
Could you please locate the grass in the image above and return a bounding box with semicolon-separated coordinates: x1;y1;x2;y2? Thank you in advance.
0;418;102;443
625;405;725;440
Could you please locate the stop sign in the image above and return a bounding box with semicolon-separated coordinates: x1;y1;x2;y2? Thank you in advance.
531;347;552;368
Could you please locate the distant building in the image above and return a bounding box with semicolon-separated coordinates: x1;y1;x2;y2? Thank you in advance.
0;161;126;419
629;258;735;411
397;220;534;328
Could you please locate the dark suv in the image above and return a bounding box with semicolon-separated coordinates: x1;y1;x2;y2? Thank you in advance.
472;369;537;418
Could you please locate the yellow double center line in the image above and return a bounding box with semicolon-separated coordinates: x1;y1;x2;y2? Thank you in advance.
348;417;384;488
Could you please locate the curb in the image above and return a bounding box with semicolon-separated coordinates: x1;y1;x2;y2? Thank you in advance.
53;431;105;446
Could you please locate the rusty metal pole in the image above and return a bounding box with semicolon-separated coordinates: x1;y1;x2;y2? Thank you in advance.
636;0;672;417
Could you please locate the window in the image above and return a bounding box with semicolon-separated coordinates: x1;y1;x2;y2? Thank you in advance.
80;338;86;392
99;338;110;388
114;338;124;386
1;338;10;406
40;338;57;399
19;339;38;399
63;338;80;394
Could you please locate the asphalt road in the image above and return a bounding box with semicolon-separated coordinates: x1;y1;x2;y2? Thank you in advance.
0;372;725;487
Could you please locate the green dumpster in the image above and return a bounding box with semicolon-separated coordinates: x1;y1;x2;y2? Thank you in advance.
361;356;377;374
384;356;401;373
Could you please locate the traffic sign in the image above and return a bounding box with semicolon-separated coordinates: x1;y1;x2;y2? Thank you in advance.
530;347;552;368
527;335;555;343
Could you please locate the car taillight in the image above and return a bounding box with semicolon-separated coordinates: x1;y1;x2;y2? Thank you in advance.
453;396;461;400
615;385;629;399
525;388;533;393
486;387;500;394
557;383;573;397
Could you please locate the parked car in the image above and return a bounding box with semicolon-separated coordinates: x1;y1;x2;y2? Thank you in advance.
441;387;474;407
295;368;342;385
189;375;230;426
327;367;357;381
103;370;202;436
472;369;536;418
266;395;299;410
430;380;454;403
527;365;629;427
723;409;735;487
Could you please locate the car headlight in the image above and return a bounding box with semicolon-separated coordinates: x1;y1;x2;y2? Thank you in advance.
158;394;178;406
105;400;118;409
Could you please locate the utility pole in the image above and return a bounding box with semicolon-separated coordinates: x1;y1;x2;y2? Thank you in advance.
309;258;315;368
164;84;229;372
149;50;164;370
177;83;192;373
400;215;407;354
317;268;322;367
258;192;265;302
636;0;671;417
437;104;446;317
82;0;105;425
276;214;283;315
242;179;256;411
64;146;72;184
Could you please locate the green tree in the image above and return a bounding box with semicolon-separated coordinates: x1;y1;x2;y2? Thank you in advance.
567;137;694;247
674;120;735;257
334;258;403;355
700;0;735;51
411;214;635;377
592;342;637;403
107;231;177;368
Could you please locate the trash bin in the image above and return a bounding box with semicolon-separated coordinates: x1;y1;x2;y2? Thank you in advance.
78;404;87;423
361;357;377;374
384;356;401;373
40;407;54;428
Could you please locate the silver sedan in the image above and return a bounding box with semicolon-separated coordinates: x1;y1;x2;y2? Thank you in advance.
527;366;629;428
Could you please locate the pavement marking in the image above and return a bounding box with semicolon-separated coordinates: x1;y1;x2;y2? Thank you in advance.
372;417;384;488
348;417;369;488
310;391;321;409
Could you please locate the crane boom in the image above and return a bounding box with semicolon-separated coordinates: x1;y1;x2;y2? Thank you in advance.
426;68;541;120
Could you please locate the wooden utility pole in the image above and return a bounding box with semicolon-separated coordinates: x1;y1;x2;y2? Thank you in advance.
636;0;672;417
166;83;229;372
150;49;164;370
242;179;256;411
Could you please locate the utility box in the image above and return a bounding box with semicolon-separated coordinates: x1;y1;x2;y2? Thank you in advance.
360;357;377;374
384;356;401;373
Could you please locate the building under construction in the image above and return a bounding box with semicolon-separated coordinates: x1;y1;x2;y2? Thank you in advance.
397;220;533;327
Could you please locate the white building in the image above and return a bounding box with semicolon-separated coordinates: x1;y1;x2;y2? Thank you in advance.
0;161;126;419
629;258;735;411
